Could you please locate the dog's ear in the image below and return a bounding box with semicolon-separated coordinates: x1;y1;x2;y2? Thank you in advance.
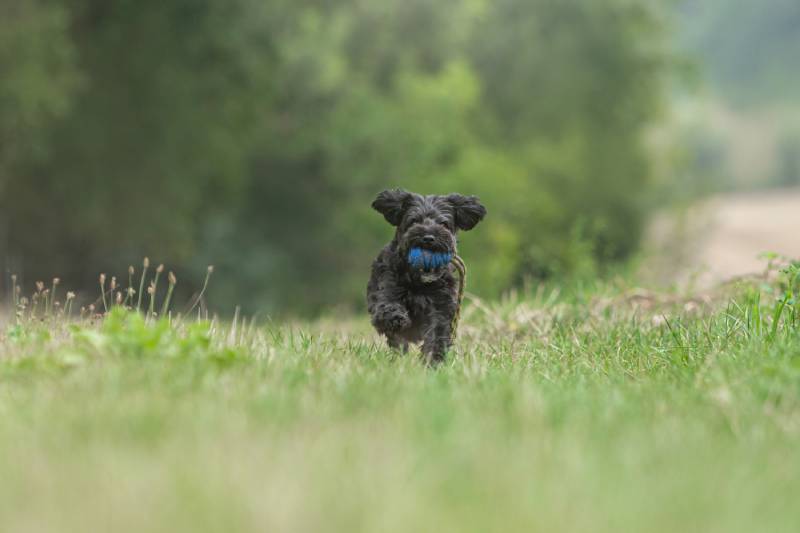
372;189;412;226
446;194;487;231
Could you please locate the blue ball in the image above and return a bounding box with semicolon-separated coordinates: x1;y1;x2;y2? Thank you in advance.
408;247;452;271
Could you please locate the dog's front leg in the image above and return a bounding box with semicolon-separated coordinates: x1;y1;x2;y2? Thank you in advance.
367;260;412;338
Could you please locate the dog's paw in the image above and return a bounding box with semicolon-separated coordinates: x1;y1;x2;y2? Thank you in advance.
387;310;411;331
373;303;411;333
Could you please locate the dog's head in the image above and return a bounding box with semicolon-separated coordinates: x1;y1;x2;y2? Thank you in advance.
372;189;486;272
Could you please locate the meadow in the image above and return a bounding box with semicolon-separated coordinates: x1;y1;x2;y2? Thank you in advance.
1;263;800;532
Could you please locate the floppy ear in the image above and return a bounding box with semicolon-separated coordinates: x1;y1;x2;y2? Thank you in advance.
372;189;412;226
447;194;487;230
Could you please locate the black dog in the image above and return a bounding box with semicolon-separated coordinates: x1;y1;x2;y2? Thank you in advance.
367;189;486;363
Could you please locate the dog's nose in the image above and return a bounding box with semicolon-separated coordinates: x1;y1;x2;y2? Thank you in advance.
421;235;436;245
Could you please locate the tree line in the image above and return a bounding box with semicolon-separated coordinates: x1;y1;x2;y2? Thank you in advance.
1;0;675;313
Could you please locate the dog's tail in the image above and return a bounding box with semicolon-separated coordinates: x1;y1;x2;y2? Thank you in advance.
451;255;467;344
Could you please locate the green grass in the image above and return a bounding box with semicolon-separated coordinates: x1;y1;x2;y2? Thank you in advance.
1;268;800;532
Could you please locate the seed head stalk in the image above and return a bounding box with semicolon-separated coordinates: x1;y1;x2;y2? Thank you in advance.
110;277;117;307
65;291;76;317
124;266;134;307
99;273;108;313
161;272;177;319
148;264;164;317
124;287;135;308
187;265;214;317
32;282;45;318
137;257;149;312
50;278;60;316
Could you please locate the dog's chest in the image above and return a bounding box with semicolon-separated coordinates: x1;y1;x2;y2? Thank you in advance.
402;281;454;317
405;292;436;316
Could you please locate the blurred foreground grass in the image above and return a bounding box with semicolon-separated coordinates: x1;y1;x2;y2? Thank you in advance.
1;269;800;532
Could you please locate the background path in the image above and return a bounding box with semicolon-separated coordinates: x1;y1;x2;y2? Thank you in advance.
646;188;800;286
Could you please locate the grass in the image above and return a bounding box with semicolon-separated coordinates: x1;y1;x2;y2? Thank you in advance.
1;263;800;532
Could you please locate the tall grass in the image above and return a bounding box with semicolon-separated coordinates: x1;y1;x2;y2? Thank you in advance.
1;259;800;532
5;258;214;324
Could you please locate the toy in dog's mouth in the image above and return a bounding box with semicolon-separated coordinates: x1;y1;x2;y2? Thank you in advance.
407;247;453;272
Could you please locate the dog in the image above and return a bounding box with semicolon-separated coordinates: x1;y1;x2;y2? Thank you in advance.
367;189;487;364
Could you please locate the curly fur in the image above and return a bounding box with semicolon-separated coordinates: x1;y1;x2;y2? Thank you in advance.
366;189;486;364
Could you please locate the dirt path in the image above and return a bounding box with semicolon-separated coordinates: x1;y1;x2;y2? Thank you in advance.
646;188;800;286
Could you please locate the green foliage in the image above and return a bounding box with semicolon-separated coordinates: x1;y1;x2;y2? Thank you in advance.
679;0;800;105
0;0;675;313
0;0;80;192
